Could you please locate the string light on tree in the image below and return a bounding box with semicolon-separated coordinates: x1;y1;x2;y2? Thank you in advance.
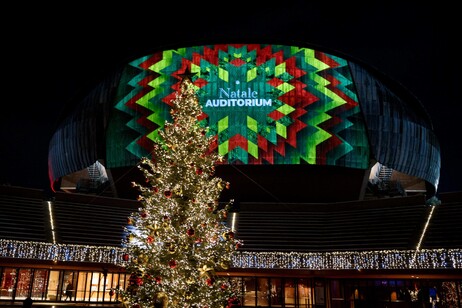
120;75;243;308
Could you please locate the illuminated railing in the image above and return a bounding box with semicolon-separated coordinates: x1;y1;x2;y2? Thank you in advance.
231;250;461;270
0;240;124;264
1;239;460;270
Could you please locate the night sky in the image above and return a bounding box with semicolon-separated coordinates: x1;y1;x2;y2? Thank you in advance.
2;2;460;194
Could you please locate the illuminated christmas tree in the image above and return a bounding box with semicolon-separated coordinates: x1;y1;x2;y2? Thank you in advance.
120;76;242;308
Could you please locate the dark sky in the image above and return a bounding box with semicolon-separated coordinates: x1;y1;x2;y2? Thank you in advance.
2;2;460;194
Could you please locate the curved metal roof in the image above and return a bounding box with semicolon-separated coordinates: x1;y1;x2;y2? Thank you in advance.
47;43;440;197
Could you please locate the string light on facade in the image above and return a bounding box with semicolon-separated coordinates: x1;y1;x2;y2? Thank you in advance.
0;240;124;264
230;249;462;270
1;240;461;270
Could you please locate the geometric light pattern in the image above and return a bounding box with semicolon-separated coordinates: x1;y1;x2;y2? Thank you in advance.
109;44;369;168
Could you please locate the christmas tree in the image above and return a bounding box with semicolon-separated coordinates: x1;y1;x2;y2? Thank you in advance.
120;76;242;308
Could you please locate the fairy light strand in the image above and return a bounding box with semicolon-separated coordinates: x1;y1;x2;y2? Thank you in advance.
1;240;460;270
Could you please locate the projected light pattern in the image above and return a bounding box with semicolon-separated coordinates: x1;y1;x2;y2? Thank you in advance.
109;44;369;169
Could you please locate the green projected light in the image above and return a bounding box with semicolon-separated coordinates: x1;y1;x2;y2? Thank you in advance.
109;44;370;169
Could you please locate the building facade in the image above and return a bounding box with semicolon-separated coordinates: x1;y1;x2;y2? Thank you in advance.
2;43;460;307
1;186;461;307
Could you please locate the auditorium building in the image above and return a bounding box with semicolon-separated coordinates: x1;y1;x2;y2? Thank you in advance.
1;43;461;307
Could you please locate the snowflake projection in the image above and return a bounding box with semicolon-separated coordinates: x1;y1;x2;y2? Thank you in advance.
110;44;369;169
